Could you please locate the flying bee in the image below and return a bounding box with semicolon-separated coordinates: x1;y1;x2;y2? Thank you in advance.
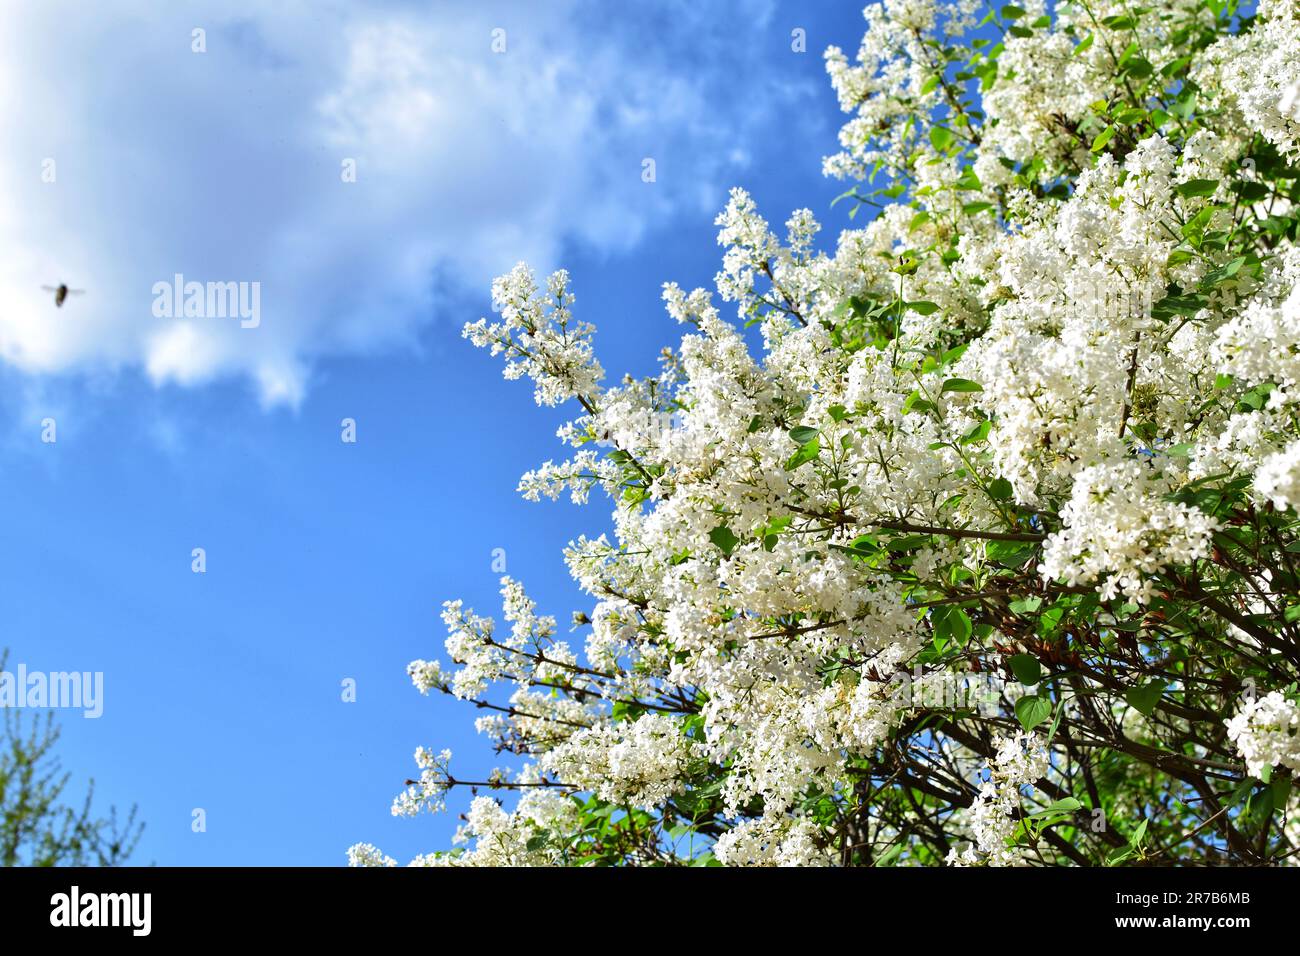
42;283;85;307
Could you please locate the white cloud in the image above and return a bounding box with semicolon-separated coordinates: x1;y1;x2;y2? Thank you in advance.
0;0;806;407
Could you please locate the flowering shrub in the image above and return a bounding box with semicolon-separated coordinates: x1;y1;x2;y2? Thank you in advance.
355;0;1300;866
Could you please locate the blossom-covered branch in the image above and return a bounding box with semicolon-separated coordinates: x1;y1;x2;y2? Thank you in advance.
355;0;1300;867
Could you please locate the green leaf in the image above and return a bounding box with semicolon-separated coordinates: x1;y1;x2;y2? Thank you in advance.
960;419;991;445
902;390;936;415
1001;4;1026;18
962;201;994;216
1091;126;1116;152
941;377;983;394
988;477;1014;500
1181;206;1216;247
986;539;1036;565
1129;818;1148;848
1037;605;1065;636
932;606;973;645
1015;694;1053;731
788;425;819;445
1125;680;1166;716
784;438;820;471
1107;846;1136;866
907;300;940;315
872;842;905;867
1009;653;1043;686
1150;293;1205;321
1271;773;1292;811
893;254;921;277
832;535;882;563
1202;255;1247;287
708;525;739;556
1226;777;1256;810
1175;179;1219;198
1045;696;1066;746
1120;56;1153;79
929;126;955;152
1030;797;1083;817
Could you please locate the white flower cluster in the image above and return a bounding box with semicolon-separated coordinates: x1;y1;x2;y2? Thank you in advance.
517;451;623;504
345;843;396;867
543;714;698;811
463;264;603;408
1225;691;1300;779
415;790;581;867
390;747;453;817
360;1;1300;866
350;787;581;867
823;0;990;181
1256;440;1300;512
407;657;447;695
948;732;1049;866
1197;0;1300;162
713;816;836;867
1040;460;1218;603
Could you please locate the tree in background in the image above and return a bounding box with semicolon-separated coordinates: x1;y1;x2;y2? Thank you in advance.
353;0;1300;866
0;657;142;866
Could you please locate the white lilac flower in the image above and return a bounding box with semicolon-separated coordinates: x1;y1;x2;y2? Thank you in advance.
1225;691;1300;778
362;1;1300;867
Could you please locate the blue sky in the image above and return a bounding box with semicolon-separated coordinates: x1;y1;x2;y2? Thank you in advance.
0;0;872;864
